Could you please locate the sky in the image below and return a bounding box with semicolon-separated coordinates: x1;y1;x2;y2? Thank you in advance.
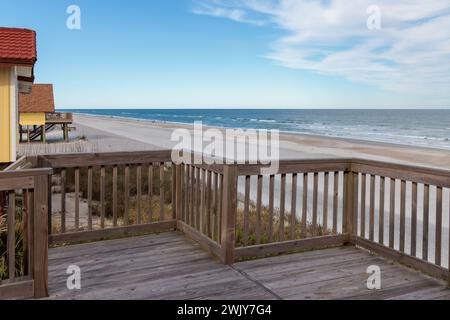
1;0;450;109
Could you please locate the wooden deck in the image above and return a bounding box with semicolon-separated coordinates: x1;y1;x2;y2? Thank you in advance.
47;232;450;300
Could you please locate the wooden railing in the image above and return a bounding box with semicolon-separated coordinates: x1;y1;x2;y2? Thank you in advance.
0;168;52;299
5;151;446;300
37;151;177;245
45;112;73;123
232;159;353;261
176;163;225;261
217;159;449;285
350;159;450;284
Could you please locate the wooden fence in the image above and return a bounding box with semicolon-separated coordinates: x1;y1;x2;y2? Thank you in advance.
0;168;52;299
38;151;177;245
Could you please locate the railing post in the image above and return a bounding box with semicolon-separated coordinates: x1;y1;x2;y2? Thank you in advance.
220;165;237;265
344;170;357;238
33;174;49;298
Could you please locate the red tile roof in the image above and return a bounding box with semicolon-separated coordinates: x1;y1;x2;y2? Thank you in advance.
0;27;37;66
19;84;55;113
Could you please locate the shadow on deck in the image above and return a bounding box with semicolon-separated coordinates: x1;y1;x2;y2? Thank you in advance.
47;232;450;300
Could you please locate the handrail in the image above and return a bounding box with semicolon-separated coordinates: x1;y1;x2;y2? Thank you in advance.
0;168;51;299
22;150;450;295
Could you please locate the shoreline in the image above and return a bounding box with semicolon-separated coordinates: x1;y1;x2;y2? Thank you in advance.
72;111;450;154
70;112;450;170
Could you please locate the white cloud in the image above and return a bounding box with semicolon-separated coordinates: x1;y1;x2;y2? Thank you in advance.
193;0;450;103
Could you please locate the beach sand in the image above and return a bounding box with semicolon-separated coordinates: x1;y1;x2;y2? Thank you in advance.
70;114;450;169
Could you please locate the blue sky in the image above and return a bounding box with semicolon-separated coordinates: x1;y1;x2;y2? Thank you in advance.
1;0;449;109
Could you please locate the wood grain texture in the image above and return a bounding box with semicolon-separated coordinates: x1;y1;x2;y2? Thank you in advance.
268;175;275;243
60;169;66;233
45;233;450;300
256;175;263;245
379;177;385;245
411;182;417;257
400;180;406;253
435;187;442;266
291;173;298;240
302;173;308;237
322;172;328;233
279;174;286;241
33;174;49;298
333;172;339;234
244;176;250;246
7;191;15;280
389;178;396;249
423;184;430;261
221;166;237;264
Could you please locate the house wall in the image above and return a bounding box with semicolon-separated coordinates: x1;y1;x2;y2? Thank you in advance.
0;67;12;163
0;67;18;164
20;113;46;126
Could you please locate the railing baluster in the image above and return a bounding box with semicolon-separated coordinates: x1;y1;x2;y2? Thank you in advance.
218;174;223;241
74;167;80;231
183;165;188;223
322;172;329;234
302;173;308;237
206;170;212;237
60;168;66;233
113;165;118;227
7;191;15;281
268;174;275;243
435;186;442;265
200;169;206;233
195;167;200;229
423;184;429;261
243;175;250;246
312;172;318;234
124;165;130;226
148;163;153;222
389;178;396;249
280;174;286;241
411;182;417;257
172;165;176;220
333;172;338;234
136;164;142;225
400;180;406;252
213;172;219;241
369;175;375;241
378;176;385;245
190;165;195;226
256;175;263;244
88;166;93;230
160;163;165;221
291;173;298;240
360;173;366;238
100;166;106;229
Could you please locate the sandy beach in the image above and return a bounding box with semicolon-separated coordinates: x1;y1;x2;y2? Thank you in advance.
20;113;450;170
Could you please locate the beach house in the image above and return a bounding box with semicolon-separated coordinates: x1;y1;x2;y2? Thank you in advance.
18;83;72;143
0;27;37;163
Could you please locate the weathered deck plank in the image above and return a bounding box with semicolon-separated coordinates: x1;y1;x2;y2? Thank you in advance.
47;232;450;300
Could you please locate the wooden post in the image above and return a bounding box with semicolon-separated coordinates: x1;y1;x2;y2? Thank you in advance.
175;164;183;223
42;125;46;144
343;171;356;237
33;174;49;298
220;165;237;265
63;124;69;142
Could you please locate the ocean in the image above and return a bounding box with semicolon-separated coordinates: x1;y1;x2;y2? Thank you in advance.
66;109;450;150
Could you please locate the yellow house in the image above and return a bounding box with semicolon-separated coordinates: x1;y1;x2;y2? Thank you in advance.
19;84;54;142
0;27;37;163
